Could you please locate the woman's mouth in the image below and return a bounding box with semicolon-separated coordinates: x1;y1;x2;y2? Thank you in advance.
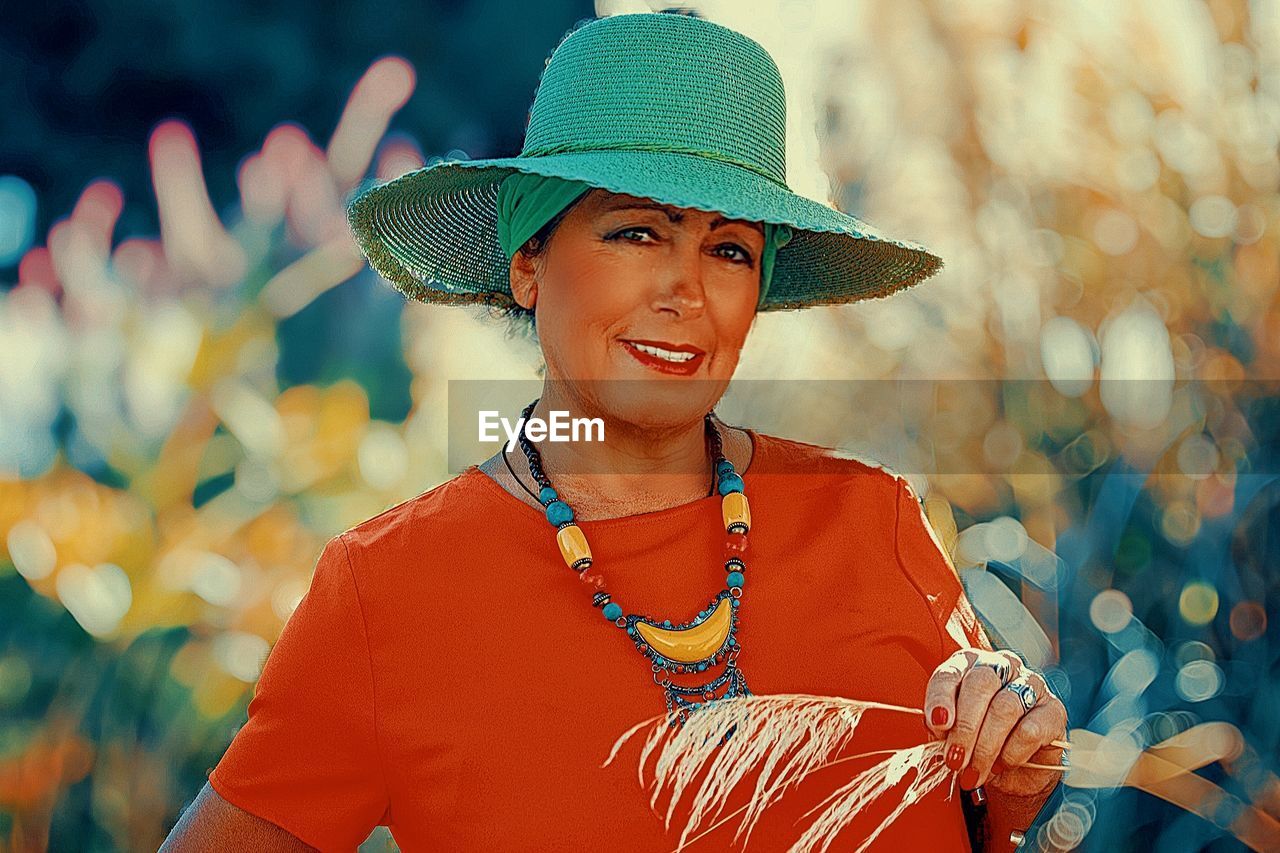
619;339;706;375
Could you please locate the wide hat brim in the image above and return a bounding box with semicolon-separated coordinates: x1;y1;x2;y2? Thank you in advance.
346;149;943;312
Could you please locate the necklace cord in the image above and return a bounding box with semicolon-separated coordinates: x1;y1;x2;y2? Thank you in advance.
501;441;544;503
512;400;724;503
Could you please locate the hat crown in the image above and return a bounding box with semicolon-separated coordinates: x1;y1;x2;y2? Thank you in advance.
520;13;788;186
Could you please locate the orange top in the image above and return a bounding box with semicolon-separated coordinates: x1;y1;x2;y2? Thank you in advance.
209;430;994;852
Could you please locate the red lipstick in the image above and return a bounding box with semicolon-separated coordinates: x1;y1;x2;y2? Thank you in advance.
620;339;706;376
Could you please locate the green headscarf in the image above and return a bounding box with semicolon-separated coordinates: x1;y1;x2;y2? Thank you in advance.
495;172;793;308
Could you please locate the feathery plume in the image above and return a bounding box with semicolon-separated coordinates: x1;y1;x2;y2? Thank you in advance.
605;693;948;852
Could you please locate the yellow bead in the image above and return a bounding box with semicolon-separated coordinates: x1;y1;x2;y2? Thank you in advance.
722;491;750;533
556;524;592;569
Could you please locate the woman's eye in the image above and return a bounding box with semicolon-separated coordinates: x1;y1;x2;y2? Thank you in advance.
717;244;754;265
611;227;655;243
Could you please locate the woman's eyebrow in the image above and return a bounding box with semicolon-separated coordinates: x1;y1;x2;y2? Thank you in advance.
711;215;765;235
601;201;764;235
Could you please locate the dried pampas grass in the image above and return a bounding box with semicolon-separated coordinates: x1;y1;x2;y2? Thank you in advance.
789;740;954;853
604;693;1042;853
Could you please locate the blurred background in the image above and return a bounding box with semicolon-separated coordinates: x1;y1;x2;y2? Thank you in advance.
2;0;1277;850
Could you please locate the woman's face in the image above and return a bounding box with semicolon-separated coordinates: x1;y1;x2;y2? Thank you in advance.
509;189;765;427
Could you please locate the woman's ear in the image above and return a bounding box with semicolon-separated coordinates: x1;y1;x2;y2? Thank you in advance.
510;250;539;310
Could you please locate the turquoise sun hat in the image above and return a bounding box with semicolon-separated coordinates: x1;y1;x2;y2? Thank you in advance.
346;12;943;312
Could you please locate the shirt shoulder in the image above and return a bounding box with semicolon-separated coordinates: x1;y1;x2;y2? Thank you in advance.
748;429;910;497
335;468;507;591
341;467;493;545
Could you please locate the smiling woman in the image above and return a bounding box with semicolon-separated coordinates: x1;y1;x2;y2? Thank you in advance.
163;11;1066;853
501;186;772;428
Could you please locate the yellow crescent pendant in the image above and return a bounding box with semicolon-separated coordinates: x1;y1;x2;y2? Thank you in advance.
634;597;734;664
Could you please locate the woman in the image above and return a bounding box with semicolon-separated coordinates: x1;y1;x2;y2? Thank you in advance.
163;12;1067;852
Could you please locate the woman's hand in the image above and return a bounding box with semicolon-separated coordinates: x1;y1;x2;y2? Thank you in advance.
923;648;1067;797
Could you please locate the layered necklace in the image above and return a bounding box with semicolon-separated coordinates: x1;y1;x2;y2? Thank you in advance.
509;398;752;727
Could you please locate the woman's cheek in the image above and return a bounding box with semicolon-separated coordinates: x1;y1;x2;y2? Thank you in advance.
710;348;742;380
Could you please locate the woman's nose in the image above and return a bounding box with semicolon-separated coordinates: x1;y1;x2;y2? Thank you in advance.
652;242;707;316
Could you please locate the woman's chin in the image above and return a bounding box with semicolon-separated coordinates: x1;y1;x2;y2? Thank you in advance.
594;386;726;432
552;350;732;428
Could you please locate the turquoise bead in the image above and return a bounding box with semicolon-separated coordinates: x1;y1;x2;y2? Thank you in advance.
716;459;734;476
717;473;744;495
602;602;622;621
545;500;574;525
539;486;558;504
726;571;744;589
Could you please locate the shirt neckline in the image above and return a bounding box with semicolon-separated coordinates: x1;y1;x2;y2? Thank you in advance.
464;427;765;530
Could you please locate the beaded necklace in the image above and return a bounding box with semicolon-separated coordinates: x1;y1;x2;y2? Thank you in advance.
514;398;753;727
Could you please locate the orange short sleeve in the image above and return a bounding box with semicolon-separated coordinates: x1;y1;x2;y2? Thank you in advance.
208;534;390;851
891;475;996;658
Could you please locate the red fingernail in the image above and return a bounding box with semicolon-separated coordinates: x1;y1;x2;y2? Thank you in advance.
959;767;979;789
931;707;949;727
946;744;965;771
992;759;1007;775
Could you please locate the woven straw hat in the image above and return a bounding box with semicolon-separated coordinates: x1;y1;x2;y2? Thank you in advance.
346;12;943;312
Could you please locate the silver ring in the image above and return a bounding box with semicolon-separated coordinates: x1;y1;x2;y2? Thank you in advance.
974;659;1013;687
1003;680;1038;713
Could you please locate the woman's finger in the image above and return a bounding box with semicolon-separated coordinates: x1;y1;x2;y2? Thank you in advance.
922;649;977;737
983;649;1025;684
967;672;1048;788
944;662;1004;775
996;685;1068;774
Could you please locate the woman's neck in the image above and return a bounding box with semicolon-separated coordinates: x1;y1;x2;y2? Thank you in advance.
484;395;753;521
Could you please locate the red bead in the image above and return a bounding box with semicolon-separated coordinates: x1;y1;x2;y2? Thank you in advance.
578;569;606;590
724;531;748;558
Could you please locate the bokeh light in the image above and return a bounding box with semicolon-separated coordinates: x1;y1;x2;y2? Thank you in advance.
1090;589;1134;634
0;176;37;266
1179;580;1221;627
1175;659;1225;703
1228;601;1267;642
